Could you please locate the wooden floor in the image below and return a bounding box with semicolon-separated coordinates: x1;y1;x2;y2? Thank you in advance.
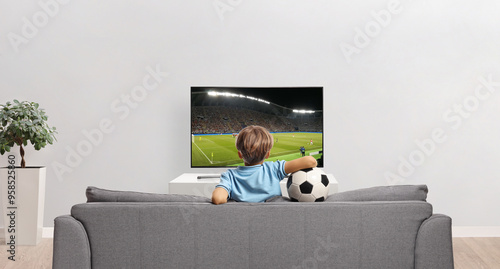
0;238;53;269
0;238;499;268
453;238;500;269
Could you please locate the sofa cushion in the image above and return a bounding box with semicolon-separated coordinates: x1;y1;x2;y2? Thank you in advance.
265;195;291;202
86;186;210;203
266;185;428;203
266;195;292;203
326;185;428;202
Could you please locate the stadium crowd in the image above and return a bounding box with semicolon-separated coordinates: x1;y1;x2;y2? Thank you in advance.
192;106;322;134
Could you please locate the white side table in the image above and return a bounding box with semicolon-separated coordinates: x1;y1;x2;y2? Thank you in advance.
169;173;338;199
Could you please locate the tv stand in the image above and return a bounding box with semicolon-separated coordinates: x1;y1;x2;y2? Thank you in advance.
169;173;338;199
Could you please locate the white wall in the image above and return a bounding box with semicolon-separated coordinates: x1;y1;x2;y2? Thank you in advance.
0;0;499;228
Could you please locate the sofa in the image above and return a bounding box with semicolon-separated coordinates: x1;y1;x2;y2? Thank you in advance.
52;185;454;269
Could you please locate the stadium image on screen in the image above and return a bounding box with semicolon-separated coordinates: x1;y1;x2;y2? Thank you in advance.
191;87;323;167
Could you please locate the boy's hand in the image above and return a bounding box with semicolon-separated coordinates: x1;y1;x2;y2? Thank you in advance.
284;156;317;174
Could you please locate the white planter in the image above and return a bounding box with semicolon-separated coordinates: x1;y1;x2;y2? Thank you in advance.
1;167;46;246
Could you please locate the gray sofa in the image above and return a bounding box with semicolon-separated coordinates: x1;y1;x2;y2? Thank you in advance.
52;185;454;269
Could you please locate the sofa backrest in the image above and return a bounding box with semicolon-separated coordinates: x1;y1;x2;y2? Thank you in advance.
71;201;432;269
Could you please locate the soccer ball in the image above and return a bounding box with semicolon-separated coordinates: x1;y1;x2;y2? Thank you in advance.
287;168;330;202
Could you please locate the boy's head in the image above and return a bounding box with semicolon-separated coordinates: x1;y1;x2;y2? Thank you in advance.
236;125;274;165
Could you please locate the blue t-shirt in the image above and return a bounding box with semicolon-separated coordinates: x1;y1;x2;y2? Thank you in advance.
216;160;287;203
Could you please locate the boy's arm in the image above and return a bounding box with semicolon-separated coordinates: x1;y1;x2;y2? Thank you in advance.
212;187;229;205
284;156;317;174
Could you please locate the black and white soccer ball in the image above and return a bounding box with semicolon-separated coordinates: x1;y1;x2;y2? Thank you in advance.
287;168;330;202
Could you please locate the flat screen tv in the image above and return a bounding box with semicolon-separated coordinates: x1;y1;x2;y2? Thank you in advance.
191;87;323;168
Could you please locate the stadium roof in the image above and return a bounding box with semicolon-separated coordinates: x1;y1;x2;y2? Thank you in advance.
191;87;323;111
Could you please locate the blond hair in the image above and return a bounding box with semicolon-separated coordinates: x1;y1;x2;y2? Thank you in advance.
236;125;274;165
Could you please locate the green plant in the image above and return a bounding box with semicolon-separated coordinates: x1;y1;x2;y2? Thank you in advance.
0;100;57;168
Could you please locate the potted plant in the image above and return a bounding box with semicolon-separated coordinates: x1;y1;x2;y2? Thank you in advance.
0;100;57;245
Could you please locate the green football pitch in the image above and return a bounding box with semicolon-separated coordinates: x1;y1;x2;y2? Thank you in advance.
191;132;323;167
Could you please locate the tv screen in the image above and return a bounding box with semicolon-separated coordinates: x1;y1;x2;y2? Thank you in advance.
191;87;323;168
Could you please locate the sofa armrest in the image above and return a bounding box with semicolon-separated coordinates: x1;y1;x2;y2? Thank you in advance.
415;214;454;269
53;215;91;269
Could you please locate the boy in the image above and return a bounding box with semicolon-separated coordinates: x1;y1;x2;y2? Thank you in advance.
212;125;317;205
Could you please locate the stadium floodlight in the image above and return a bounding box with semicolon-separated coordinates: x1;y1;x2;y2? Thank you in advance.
293;109;315;114
207;91;270;104
208;91;236;97
246;96;270;104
